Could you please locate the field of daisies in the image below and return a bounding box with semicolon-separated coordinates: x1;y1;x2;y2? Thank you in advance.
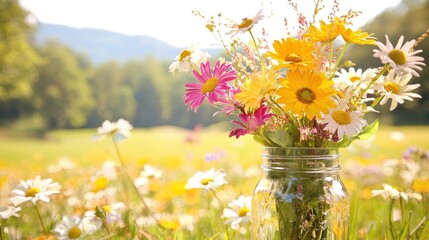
1;121;429;239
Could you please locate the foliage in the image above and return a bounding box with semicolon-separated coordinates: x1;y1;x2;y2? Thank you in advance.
0;0;40;102
33;40;94;129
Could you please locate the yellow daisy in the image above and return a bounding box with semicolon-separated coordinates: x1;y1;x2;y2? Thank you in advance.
304;17;346;43
276;70;337;120
234;67;278;111
342;28;376;45
265;38;315;71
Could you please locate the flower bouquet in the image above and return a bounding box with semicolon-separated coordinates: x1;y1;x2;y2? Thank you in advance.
170;0;426;239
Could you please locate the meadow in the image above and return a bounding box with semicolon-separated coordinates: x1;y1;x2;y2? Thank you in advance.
0;124;429;239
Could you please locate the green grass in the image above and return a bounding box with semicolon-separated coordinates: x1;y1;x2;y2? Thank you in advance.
0;125;428;169
0;125;429;239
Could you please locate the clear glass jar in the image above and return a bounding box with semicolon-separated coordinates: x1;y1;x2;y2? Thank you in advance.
251;147;349;240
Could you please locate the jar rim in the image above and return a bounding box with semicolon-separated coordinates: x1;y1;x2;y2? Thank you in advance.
262;147;340;156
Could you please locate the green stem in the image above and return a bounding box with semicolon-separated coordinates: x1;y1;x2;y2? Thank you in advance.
34;204;47;235
0;223;3;240
209;189;224;209
329;43;350;79
360;64;390;99
248;29;263;68
111;138;158;223
388;199;396;240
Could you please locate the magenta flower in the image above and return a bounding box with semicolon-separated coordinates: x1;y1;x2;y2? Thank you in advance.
229;104;273;138
214;86;241;117
184;60;236;112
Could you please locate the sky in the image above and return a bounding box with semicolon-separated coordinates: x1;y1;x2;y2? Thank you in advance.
19;0;402;48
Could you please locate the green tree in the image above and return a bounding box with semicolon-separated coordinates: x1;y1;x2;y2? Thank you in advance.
88;61;136;125
33;40;94;129
0;0;40;102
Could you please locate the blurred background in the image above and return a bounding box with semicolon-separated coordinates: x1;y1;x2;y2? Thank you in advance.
0;0;427;137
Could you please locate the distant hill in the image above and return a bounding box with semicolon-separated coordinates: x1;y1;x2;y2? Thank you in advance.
34;23;183;64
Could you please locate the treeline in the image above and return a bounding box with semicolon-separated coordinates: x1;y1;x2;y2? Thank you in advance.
0;1;225;133
1;0;428;135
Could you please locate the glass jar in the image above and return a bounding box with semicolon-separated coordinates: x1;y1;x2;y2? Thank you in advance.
251;147;349;240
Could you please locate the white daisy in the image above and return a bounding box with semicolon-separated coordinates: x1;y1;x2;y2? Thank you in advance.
228;9;264;37
10;176;60;206
373;35;425;77
0;206;21;219
53;215;100;240
374;70;421;111
93;118;133;142
185;168;227;191
335;67;376;90
101;160;118;180
371;183;421;202
321;99;367;139
48;156;76;173
138;164;162;180
221;195;252;230
169;44;210;73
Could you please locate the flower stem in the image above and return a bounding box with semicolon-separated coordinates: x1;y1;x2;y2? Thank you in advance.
248;29;263;68
329;43;350;79
111;138;158;223
210;189;224;209
388;199;396;239
34;204;47;235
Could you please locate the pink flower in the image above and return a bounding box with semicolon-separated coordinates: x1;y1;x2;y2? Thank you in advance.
184;60;236;112
214;86;241;116
229;104;273;138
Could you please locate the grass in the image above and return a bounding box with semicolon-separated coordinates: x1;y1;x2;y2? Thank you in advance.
0;124;429;239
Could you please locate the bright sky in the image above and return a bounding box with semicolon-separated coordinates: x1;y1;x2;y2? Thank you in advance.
19;0;402;48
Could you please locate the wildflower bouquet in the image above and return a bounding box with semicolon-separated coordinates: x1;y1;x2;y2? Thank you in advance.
170;1;426;239
169;2;425;149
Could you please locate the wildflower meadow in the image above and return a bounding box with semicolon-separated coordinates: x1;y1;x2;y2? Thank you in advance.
0;121;429;239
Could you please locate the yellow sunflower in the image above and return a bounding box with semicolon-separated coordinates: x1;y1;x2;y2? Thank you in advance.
304;17;346;43
341;28;376;45
265;37;315;71
235;67;278;111
276;70;337;120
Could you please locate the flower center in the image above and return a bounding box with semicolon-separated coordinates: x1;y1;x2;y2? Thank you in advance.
201;178;213;185
285;53;302;63
179;49;191;62
296;88;316;104
332;110;352;125
384;82;400;94
25;187;40;197
238;207;250;217
238;18;253;29
350;76;361;82
388;49;407;65
92;176;108;193
201;77;219;94
67;226;81;239
102;205;112;213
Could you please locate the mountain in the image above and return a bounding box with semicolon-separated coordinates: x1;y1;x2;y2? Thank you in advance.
34;23;183;64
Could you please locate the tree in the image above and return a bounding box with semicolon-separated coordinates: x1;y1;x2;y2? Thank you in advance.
87;61;136;125
33;40;94;129
0;0;40;102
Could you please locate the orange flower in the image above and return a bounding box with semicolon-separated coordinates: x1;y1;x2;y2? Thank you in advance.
304;17;346;43
342;28;376;45
276;70;337;120
265;38;315;71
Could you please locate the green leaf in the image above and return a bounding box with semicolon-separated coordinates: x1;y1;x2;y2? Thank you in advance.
264;129;293;147
324;135;354;148
358;119;379;141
